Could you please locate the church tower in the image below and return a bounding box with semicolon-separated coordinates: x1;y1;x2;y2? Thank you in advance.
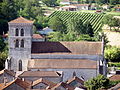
8;17;34;71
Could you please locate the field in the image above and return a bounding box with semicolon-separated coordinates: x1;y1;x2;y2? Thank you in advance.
49;11;105;33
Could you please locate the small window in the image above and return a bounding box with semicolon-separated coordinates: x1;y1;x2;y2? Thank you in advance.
15;28;19;36
15;39;19;48
19;60;22;71
21;39;24;48
21;29;24;36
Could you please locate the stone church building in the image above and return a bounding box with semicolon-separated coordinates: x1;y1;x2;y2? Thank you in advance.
6;17;106;81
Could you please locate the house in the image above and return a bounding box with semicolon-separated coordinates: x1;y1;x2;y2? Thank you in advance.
109;74;120;81
51;82;74;90
60;0;71;5
102;5;110;10
115;7;120;12
32;34;45;42
72;4;90;10
18;71;63;83
59;5;77;11
0;69;15;83
67;76;84;88
5;17;106;83
0;78;31;90
39;27;53;35
31;78;57;89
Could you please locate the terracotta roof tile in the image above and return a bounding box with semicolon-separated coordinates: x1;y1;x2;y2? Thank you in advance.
0;69;15;77
32;34;44;39
109;74;120;81
28;59;97;69
51;82;74;90
0;78;31;89
67;76;84;85
31;41;102;55
19;71;60;77
32;78;57;89
8;17;34;24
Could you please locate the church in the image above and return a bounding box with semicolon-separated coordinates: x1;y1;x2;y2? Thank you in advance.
5;17;106;81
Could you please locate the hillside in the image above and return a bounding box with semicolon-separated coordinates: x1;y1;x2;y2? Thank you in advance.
49;11;105;33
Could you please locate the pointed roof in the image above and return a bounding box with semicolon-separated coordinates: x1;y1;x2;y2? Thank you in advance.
51;82;74;90
0;78;31;90
8;17;34;24
0;69;15;77
67;76;84;85
32;78;57;89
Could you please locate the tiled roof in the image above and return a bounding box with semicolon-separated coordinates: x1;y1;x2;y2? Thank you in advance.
28;59;97;69
32;34;44;39
51;82;74;90
32;78;56;89
8;16;34;24
31;41;102;55
19;71;61;77
72;4;89;6
0;69;15;77
0;78;30;89
67;76;84;85
109;74;120;81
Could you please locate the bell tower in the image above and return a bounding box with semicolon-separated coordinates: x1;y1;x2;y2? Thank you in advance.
8;17;34;71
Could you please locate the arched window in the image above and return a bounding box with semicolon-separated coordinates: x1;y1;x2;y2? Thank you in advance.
15;28;19;36
19;60;22;71
15;39;19;48
21;28;24;36
21;39;24;48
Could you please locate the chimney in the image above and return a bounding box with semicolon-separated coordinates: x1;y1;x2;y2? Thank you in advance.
3;77;8;86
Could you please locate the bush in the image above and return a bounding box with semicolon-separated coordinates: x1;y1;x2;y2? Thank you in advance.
108;62;120;67
105;46;120;62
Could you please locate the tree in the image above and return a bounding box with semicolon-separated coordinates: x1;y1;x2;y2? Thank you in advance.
105;46;120;62
67;18;85;35
85;74;110;90
0;36;8;70
109;0;119;5
0;36;6;51
84;21;94;37
102;15;115;31
41;0;58;7
19;0;43;19
0;0;18;20
48;16;66;33
76;34;95;41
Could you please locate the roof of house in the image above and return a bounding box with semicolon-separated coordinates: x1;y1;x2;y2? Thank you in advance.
67;76;84;85
18;71;61;77
0;78;31;89
28;59;97;69
0;69;15;77
32;34;44;39
51;82;74;90
61;5;77;9
32;78;56;89
72;4;90;6
8;16;34;24
109;74;120;81
31;41;102;55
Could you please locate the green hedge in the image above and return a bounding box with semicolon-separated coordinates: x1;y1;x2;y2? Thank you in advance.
108;62;120;67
